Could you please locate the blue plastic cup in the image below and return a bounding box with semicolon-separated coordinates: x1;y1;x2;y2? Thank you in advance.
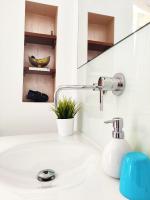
120;152;150;200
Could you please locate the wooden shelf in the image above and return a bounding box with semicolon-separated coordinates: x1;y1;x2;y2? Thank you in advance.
24;67;56;76
88;40;113;51
25;32;56;46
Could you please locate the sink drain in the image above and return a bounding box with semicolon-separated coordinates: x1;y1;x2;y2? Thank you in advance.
37;169;56;182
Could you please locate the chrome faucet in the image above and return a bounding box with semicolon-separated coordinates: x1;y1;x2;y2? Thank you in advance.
54;73;125;111
54;84;101;107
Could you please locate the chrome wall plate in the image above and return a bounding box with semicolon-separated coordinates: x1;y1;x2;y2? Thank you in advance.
112;73;125;96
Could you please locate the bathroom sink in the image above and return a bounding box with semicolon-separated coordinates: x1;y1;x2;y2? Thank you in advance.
0;139;99;191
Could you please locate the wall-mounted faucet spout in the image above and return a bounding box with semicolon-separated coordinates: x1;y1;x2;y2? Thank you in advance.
54;73;125;111
54;84;101;108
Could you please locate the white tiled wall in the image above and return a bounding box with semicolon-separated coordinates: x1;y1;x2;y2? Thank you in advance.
77;24;150;155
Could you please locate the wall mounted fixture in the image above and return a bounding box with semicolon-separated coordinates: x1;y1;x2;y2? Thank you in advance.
54;73;125;111
98;73;125;110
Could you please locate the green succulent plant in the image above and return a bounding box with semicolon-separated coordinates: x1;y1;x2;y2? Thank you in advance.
51;97;80;119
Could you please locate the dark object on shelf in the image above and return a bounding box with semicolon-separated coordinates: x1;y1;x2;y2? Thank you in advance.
29;56;50;68
27;90;49;102
51;31;54;36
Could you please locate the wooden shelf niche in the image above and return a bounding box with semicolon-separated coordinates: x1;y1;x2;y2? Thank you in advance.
88;12;114;61
23;1;57;102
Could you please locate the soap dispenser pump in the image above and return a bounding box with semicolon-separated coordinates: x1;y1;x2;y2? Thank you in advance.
102;117;131;179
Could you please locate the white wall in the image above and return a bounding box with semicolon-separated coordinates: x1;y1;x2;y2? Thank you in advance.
0;0;78;135
77;0;133;66
78;23;150;155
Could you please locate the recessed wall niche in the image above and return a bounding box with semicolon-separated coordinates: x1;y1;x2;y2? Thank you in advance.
23;1;58;102
88;12;114;61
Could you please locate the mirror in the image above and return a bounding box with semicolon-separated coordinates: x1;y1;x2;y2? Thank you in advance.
77;0;150;67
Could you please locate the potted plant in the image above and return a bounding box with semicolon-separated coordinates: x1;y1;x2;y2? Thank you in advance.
51;97;80;136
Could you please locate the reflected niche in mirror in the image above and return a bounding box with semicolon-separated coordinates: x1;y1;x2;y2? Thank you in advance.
88;12;114;62
78;0;150;67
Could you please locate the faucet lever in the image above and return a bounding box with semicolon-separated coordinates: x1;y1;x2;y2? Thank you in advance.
100;87;103;111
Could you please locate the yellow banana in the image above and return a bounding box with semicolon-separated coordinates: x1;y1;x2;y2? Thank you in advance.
29;56;50;67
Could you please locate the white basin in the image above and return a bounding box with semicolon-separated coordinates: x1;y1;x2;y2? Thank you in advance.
0;139;99;191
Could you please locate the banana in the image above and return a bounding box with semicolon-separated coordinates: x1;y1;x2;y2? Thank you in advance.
29;56;50;67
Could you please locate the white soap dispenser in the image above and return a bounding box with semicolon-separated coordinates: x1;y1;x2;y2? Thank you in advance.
102;117;131;179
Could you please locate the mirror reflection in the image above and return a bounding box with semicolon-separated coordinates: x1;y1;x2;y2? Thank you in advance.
78;0;150;66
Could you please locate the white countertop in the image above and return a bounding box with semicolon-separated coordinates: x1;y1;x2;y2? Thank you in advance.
0;133;126;200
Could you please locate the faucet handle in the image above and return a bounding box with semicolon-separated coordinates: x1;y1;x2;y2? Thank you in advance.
98;77;105;111
104;117;124;139
100;87;103;111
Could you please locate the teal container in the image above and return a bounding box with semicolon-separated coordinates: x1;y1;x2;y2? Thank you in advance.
120;152;150;200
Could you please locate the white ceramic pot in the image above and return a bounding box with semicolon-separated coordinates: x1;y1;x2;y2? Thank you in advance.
56;118;74;137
